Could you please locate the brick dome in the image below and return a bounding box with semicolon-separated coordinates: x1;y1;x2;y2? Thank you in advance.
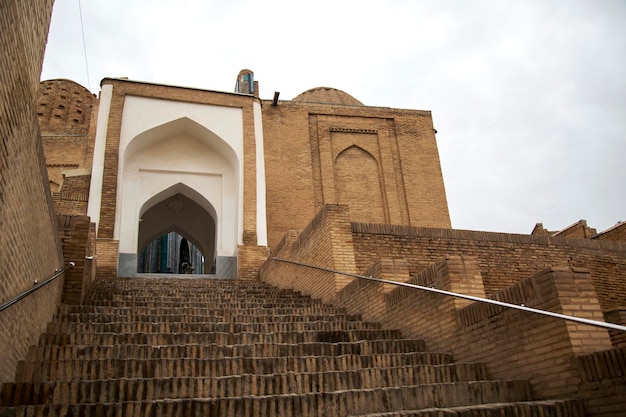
293;87;363;105
37;79;95;134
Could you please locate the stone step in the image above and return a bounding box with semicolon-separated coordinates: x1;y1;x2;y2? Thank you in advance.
36;329;402;346
45;320;383;334
3;364;490;405
3;380;532;416
347;399;586;417
16;352;455;383
26;340;430;362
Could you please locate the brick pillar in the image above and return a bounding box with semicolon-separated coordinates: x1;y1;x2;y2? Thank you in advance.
238;245;270;281
550;266;613;354
325;204;358;294
443;255;486;310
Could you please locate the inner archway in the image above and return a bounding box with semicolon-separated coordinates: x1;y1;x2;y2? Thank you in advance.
137;189;216;274
138;232;208;274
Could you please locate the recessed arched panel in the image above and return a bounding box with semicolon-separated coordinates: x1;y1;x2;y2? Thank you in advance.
334;146;386;223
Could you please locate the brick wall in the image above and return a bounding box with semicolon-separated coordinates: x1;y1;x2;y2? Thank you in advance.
51;172;91;215
57;215;96;304
351;223;626;311
0;0;61;386
96;239;119;274
261;100;451;250
261;204;357;302
577;347;626;416
237;245;270;280
604;309;626;347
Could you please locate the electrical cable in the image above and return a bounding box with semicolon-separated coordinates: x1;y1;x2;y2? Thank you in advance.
77;0;91;91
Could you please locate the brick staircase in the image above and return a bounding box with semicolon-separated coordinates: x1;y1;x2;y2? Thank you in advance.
1;276;585;416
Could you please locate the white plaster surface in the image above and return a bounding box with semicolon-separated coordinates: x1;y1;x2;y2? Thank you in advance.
87;84;113;232
115;97;243;259
254;101;268;246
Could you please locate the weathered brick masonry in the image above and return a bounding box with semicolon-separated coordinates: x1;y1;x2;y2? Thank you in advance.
261;96;451;250
0;0;61;386
262;204;626;416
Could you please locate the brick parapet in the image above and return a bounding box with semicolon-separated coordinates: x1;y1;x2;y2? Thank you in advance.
351;222;626;311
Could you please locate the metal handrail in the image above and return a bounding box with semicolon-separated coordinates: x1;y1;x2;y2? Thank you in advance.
272;257;626;333
0;262;74;313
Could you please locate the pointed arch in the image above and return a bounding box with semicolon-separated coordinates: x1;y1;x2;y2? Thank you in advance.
137;184;217;274
116;116;241;277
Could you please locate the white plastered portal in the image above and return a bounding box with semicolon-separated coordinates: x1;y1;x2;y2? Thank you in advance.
115;96;244;258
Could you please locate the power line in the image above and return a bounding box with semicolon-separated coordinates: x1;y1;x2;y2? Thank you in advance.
77;0;91;91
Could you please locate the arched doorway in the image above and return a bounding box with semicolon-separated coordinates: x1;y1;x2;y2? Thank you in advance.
116;117;241;278
137;187;216;274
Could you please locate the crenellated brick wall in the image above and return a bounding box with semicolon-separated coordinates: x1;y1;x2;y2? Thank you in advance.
351;222;626;311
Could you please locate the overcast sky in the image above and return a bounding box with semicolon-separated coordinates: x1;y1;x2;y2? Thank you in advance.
41;0;626;235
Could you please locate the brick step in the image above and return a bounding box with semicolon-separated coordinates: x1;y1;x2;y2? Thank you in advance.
348;399;585;417
26;340;430;362
91;287;308;296
87;277;287;290
83;300;349;312
59;300;348;317
87;286;312;299
46;320;383;334
3;364;490;405
37;329;402;346
104;294;323;304
16;352;455;383
55;309;364;323
3;380;532;416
